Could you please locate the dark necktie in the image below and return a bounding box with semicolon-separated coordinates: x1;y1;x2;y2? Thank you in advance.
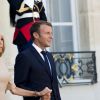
41;51;52;75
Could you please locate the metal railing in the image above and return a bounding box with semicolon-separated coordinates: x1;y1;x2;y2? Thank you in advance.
52;51;97;87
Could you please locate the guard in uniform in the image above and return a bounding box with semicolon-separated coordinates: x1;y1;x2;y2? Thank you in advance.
7;0;47;52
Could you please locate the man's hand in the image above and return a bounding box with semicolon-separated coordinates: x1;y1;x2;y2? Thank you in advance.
39;87;52;96
41;92;51;100
36;87;52;100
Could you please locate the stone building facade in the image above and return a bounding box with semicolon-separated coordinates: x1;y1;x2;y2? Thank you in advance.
0;0;100;100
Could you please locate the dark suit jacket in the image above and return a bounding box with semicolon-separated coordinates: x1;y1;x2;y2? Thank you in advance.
14;45;61;100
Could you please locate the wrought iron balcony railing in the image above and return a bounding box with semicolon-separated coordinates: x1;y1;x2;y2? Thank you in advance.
52;51;97;87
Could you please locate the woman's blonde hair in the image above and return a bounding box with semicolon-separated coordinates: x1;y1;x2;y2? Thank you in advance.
0;35;5;57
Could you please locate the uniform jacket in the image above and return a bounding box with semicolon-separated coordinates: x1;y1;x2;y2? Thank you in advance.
7;0;47;46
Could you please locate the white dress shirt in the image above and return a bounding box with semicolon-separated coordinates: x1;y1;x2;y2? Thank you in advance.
32;43;45;60
32;43;52;73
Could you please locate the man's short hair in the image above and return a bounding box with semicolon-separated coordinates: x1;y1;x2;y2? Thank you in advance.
30;21;52;41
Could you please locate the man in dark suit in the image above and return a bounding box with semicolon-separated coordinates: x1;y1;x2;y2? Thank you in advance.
14;21;61;100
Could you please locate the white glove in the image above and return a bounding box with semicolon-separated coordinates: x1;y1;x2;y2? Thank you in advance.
24;0;34;9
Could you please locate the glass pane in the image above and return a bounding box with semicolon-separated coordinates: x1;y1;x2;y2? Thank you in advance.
51;26;73;52
49;0;72;22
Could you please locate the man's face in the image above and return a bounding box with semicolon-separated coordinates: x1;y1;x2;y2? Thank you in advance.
37;24;53;48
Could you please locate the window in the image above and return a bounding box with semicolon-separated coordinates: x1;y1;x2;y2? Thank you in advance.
45;0;79;52
44;0;97;86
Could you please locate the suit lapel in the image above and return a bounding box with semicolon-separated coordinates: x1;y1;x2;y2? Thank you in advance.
30;46;44;65
30;46;52;78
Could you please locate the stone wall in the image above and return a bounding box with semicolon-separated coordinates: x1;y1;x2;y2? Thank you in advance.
87;0;100;81
77;0;90;51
